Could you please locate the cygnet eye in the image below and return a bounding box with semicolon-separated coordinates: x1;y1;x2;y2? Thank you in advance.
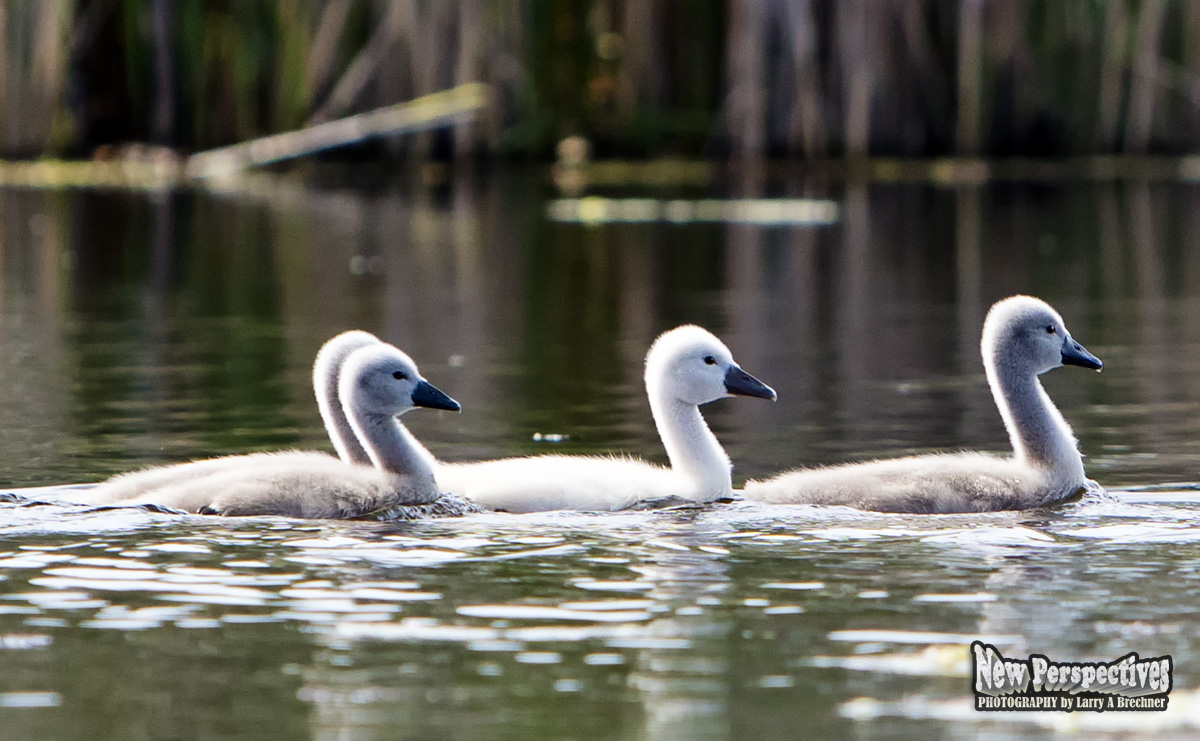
392;370;408;380
1045;325;1057;335
703;355;717;366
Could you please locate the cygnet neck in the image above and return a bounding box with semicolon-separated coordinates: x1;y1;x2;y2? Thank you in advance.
648;387;732;498
346;401;441;503
986;347;1085;485
314;334;375;466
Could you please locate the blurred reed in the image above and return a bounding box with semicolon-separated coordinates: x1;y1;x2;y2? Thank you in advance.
4;0;1200;160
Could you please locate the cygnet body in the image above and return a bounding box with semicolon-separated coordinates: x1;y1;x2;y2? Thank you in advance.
743;296;1102;513
437;325;776;512
69;331;381;505
73;341;465;518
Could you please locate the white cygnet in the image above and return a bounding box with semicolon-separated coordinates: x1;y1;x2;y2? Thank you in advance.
743;296;1102;513
64;331;381;505
437;325;776;513
70;340;467;519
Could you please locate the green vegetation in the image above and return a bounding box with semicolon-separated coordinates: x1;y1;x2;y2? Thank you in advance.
2;0;1200;159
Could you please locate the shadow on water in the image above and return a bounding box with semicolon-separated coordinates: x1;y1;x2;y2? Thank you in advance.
3;173;1200;739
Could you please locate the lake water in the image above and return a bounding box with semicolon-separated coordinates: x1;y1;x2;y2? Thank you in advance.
1;173;1200;739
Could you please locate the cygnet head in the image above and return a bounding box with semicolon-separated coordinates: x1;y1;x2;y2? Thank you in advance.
314;330;380;400
339;343;461;418
982;296;1102;376
644;325;777;407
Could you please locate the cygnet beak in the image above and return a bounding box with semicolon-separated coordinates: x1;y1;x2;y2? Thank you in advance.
411;379;462;411
1061;336;1103;371
724;365;777;401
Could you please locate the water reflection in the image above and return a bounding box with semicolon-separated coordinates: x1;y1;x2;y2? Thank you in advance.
5;176;1200;488
3;175;1200;738
0;494;1197;738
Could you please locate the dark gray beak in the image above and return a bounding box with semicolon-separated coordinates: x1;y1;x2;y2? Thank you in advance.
1061;336;1102;371
411;379;461;411
724;366;777;401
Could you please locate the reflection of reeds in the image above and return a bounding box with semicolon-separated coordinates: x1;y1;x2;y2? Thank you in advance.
1;1;72;156
6;1;1200;159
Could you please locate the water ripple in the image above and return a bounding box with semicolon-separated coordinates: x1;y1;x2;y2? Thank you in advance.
456;605;653;623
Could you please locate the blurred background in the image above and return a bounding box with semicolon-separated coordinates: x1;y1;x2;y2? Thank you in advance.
0;0;1197;483
1;1;1199;490
3;0;1200;161
0;0;1194;494
6;6;1200;741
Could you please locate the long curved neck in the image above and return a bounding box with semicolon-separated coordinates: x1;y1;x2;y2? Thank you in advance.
315;358;372;466
987;354;1084;485
648;388;732;498
346;401;441;501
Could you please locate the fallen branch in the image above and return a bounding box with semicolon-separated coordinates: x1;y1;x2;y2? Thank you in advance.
186;82;487;179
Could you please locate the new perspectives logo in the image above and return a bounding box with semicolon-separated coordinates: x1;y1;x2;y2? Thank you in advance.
971;641;1172;712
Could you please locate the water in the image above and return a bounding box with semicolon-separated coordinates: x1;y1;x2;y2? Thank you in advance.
2;174;1200;739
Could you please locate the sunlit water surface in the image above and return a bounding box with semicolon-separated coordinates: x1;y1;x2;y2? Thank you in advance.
2;175;1200;739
